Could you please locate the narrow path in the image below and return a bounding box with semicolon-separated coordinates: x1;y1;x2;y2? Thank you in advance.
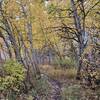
33;74;62;100
48;77;62;100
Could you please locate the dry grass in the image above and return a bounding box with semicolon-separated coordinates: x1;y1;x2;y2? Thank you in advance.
40;65;77;80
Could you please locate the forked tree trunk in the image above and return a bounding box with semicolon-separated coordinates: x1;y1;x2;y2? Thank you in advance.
70;0;85;79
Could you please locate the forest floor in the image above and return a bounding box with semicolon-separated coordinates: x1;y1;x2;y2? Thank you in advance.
39;65;100;100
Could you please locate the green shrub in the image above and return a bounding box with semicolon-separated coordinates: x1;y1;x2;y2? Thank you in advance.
0;59;26;99
61;85;81;100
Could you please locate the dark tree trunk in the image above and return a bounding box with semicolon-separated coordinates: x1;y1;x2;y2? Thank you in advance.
70;0;85;79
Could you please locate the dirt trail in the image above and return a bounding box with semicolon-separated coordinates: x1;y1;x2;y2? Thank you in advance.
48;78;62;100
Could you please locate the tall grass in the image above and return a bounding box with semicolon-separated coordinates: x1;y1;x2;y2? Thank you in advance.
40;65;77;80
